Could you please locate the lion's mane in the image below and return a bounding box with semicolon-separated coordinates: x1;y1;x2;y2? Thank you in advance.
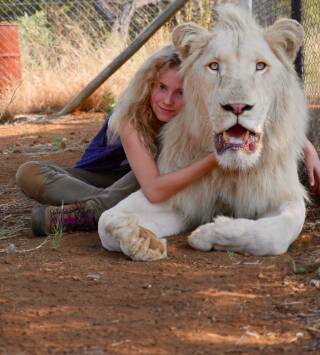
157;5;308;225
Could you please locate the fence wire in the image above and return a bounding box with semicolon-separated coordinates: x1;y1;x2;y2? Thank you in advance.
0;1;169;41
301;0;320;105
252;0;291;26
253;0;320;105
0;0;217;118
0;0;319;116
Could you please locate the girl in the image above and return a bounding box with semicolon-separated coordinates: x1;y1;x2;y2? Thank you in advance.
16;45;217;236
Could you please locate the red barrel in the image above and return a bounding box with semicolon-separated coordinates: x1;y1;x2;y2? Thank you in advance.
0;23;22;88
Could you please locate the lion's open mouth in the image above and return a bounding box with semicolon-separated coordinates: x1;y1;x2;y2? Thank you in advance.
215;124;260;154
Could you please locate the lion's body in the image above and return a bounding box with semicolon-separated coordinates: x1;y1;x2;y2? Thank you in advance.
157;5;307;226
98;5;309;260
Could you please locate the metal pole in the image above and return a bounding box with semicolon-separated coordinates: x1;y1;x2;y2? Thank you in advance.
291;0;303;78
239;0;252;12
57;0;188;116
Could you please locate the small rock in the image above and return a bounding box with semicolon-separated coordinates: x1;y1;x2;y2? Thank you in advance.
5;243;16;254
142;284;152;289
208;315;217;323
87;274;100;281
310;279;320;289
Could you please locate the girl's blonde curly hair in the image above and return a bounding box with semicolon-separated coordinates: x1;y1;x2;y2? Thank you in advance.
109;44;181;155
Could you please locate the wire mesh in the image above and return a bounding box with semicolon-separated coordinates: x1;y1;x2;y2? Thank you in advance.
253;0;320;105
301;0;320;105
252;0;291;26
0;0;218;118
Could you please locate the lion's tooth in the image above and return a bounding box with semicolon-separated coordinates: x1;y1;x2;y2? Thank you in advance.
223;131;229;142
229;137;243;144
244;130;250;141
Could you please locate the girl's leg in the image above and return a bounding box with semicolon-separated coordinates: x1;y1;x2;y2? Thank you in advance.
16;161;126;205
80;171;140;221
16;161;140;236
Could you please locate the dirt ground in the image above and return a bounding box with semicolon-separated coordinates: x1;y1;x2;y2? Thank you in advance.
0;113;320;355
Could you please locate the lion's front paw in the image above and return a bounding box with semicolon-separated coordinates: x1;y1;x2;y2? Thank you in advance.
99;212;139;251
188;224;214;251
120;226;167;261
99;212;167;261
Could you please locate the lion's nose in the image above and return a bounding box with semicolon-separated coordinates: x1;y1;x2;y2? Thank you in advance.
220;103;254;115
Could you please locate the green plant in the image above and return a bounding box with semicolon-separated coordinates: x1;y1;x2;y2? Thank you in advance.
50;219;64;250
226;250;236;261
292;260;307;274
18;11;54;65
51;135;64;150
99;91;117;113
2;290;15;298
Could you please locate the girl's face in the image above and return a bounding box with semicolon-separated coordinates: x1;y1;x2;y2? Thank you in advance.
150;66;184;123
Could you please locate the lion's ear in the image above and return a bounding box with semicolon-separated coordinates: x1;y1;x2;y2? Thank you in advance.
172;22;210;59
265;19;304;62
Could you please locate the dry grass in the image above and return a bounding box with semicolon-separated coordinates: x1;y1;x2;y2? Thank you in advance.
0;0;219;121
1;1;318;122
0;17;170;121
0;0;222;122
0;184;32;241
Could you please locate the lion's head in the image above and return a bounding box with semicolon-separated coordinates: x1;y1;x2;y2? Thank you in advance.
172;5;305;170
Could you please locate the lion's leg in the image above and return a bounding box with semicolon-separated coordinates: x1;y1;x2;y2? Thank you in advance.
188;199;305;256
98;190;186;261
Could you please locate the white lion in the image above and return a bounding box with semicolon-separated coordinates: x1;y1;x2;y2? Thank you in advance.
98;5;309;261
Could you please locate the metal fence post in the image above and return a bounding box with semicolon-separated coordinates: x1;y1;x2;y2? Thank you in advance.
291;0;303;78
239;0;252;12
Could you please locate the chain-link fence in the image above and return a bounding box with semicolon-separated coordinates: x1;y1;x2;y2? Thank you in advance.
253;0;320;107
0;0;217;119
0;1;170;43
252;0;291;26
0;0;319;119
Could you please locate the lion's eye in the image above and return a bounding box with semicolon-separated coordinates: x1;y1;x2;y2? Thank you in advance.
208;62;219;71
256;62;267;71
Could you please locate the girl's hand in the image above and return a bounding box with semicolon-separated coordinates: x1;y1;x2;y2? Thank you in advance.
119;121;217;203
304;139;320;194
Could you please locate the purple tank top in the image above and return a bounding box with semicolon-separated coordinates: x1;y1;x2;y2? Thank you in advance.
74;113;130;173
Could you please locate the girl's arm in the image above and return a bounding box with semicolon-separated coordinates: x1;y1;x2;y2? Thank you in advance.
120;121;217;203
304;138;320;194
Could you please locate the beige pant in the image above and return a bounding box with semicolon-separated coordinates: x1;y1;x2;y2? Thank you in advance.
16;161;140;222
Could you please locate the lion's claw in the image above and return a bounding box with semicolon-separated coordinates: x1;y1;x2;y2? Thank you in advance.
121;226;167;261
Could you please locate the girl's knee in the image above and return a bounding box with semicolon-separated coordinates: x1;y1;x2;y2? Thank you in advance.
16;161;45;200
